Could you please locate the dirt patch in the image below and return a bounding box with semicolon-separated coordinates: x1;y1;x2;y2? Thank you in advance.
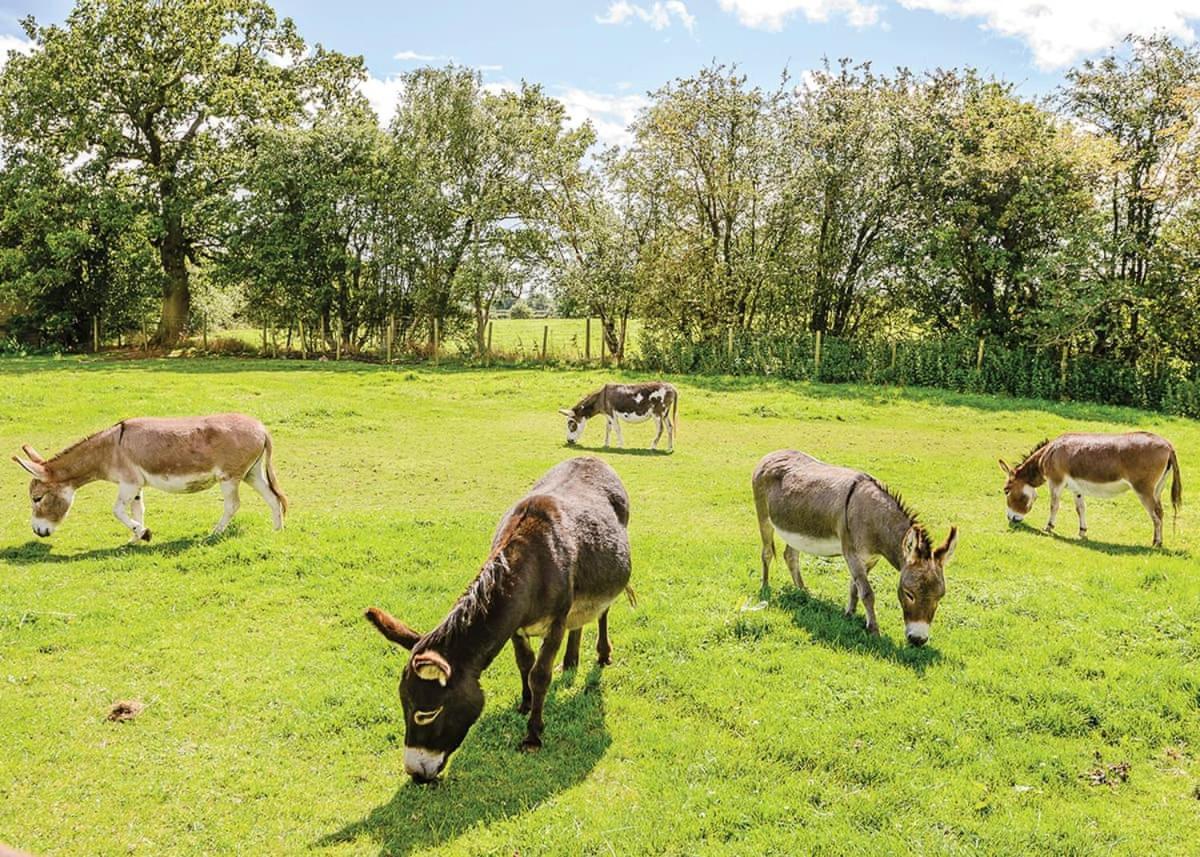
1082;752;1130;787
107;700;144;722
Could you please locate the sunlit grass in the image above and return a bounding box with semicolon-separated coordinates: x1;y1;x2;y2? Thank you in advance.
0;357;1197;855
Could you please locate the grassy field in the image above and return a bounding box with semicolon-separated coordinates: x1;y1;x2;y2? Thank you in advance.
1;358;1198;856
202;318;640;361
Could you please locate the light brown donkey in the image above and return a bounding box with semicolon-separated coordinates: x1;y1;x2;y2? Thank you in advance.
13;414;287;542
753;450;957;647
999;431;1181;547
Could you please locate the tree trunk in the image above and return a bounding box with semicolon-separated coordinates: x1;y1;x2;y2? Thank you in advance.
156;215;190;345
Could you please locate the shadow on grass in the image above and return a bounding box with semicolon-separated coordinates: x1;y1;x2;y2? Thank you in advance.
1007;520;1187;558
563;443;671;457
774;586;943;674
0;534;206;565
318;665;609;856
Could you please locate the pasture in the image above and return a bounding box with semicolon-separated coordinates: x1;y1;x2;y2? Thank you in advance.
1;357;1198;856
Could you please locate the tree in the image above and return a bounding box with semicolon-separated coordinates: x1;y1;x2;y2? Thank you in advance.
1;0;358;343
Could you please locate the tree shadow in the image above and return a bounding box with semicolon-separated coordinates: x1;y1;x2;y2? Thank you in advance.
318;665;610;856
0;534;206;565
774;586;943;674
1008;520;1186;558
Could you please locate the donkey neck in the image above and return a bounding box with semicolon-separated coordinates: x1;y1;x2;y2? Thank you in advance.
856;482;921;572
47;425;120;486
1016;452;1047;487
425;552;532;674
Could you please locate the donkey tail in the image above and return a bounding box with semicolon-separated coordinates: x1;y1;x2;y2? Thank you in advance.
1170;447;1182;529
671;386;679;438
264;432;288;517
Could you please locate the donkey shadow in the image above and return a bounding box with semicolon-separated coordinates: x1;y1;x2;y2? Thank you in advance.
318;665;609;856
561;443;671;457
774;586;943;674
1009;521;1188;558
0;533;208;566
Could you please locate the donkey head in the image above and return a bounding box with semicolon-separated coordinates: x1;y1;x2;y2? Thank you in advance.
365;607;484;783
998;459;1037;522
557;408;587;445
12;446;75;537
897;526;955;646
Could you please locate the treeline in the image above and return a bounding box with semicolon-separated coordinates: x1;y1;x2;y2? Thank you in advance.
3;1;1200;404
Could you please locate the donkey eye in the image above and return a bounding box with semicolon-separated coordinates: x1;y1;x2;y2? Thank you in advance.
903;590;915;602
32;496;43;503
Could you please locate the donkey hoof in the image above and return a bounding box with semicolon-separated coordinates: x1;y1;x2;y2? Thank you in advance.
1078;531;1088;541
1044;524;1055;534
518;737;542;753
517;700;531;715
140;528;152;543
866;625;880;637
561;658;579;672
596;651;612;666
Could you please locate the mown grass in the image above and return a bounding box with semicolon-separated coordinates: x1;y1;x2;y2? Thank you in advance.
0;357;1197;856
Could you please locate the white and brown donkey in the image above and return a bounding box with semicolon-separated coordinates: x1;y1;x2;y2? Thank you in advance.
753;450;957;647
559;382;678;451
999;431;1181;547
13;414;287;542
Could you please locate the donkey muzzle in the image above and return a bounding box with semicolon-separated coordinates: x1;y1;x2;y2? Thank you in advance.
905;622;930;647
404;746;446;783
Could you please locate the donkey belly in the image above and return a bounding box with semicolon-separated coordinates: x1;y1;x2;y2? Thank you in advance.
1065;477;1130;499
615;411;652;424
141;469;221;494
773;524;842;557
519;592;619;637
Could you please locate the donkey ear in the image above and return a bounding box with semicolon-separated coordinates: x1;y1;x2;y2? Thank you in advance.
13;456;48;481
364;607;421;650
902;527;921;561
21;445;45;464
934;526;958;565
557;408;574;418
412;650;452;686
997;459;1013;476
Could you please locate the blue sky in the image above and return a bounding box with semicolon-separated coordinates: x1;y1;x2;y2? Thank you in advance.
3;1;1199;145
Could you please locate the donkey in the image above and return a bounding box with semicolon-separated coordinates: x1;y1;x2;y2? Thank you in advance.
12;414;287;542
752;450;957;646
365;456;633;783
559;382;678;451
999;431;1182;547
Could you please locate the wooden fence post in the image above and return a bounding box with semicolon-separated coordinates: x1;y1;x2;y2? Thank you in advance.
487;320;493;357
386;313;395;363
727;326;734;359
585;317;591;362
202;313;208;351
142;316;149;352
298;317;307;359
814;330;823;378
433;318;439;365
542;324;549;363
976;337;985;372
262;318;268;352
600;330;607;366
92;316;100;353
890;340;897;370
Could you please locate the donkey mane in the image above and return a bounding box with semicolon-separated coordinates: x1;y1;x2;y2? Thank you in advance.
1014;438;1050;474
48;422;122;465
865;476;930;550
573;387;604;414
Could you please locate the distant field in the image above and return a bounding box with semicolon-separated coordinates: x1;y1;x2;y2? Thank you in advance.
200;318;641;361
1;358;1198;856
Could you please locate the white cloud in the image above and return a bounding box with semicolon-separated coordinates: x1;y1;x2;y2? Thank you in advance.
717;0;882;30
555;87;649;148
359;74;406;126
596;1;697;32
899;1;1200;70
394;49;446;62
0;32;35;71
477;64;505;72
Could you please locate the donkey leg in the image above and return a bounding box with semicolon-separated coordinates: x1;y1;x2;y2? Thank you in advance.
845;577;860;617
521;621;566;752
651;416;664;450
846;556;878;635
113;483;150;543
212;480;241;535
1045;481;1063;533
131;491;145;532
666;415;675;452
245;459;283;530
604;416;612;448
596;609;612;665
783;545;807;591
757;518;776;593
1136;487;1164;547
562;628;582;671
1074;494;1087;540
512;633;536;715
613;417;625;448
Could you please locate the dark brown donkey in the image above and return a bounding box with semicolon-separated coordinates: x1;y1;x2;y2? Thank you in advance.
999;431;1182;547
753;450;957;646
559;381;678;451
365;456;633;782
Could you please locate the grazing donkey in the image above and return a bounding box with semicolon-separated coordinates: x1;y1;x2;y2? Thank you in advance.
753;450;957;647
365;456;633;783
12;414;287;542
999;431;1182;547
559;382;677;451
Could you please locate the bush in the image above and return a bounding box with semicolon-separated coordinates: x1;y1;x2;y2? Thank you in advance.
509;300;532;319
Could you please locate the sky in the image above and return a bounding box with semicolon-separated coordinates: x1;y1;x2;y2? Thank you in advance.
3;1;1200;146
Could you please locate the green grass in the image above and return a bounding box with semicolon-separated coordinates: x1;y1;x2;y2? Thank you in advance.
1;358;1198;856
